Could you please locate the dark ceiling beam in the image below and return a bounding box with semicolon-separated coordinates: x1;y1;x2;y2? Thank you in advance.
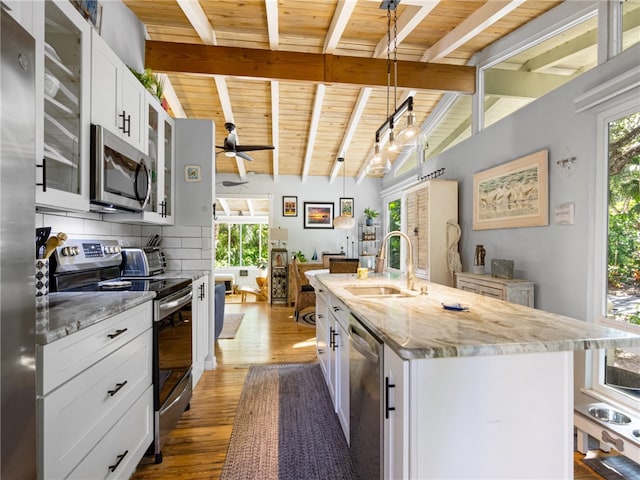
145;41;477;94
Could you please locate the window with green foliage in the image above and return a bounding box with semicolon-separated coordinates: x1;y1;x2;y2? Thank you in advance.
599;109;640;404
387;198;402;270
215;223;269;268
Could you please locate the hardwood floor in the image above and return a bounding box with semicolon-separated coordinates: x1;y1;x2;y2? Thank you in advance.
131;295;606;480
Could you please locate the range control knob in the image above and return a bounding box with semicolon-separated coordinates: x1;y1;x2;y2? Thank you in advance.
61;246;79;257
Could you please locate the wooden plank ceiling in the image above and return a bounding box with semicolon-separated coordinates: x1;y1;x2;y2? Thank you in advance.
122;0;564;183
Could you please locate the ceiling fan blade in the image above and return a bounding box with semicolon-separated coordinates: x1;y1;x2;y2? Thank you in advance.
234;145;275;152
236;151;254;161
220;181;249;187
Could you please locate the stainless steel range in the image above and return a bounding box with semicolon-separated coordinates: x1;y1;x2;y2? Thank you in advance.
49;239;193;464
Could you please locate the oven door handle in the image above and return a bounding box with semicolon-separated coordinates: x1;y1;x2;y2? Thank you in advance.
159;291;193;314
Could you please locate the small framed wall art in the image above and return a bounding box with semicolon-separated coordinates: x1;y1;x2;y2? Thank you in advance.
304;202;334;229
339;197;354;217
184;165;201;182
283;196;298;217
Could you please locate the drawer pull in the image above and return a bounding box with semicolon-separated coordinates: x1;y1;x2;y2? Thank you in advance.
107;381;128;397
108;449;129;473
107;328;128;339
385;376;396;419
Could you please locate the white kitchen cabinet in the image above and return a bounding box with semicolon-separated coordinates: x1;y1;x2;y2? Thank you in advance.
455;272;535;307
36;0;91;212
315;285;332;397
405;179;458;286
192;275;209;387
91;29;146;153
383;350;572;478
3;0;37;35
109;93;175;224
383;345;409;480
37;301;153;480
329;293;350;441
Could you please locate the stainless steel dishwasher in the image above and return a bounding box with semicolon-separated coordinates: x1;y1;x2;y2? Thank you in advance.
349;313;383;480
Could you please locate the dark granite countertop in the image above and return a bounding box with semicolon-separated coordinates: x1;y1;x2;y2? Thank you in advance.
35;292;156;345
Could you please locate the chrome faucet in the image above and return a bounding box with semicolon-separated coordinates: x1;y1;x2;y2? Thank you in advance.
375;230;415;291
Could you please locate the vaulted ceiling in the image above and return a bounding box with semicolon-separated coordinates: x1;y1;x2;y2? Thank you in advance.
122;0;570;183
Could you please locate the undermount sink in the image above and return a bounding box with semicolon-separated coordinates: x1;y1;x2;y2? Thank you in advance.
345;285;414;298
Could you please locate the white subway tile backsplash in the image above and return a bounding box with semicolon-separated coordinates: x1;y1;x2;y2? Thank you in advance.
159;237;181;248
182;237;202;249
162;225;202;238
83;218;111;236
181;259;211;270
141;225;162;236
42;214;84;234
164;248;202;260
165;259;182;271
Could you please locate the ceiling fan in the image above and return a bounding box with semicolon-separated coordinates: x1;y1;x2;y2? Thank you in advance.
215;122;274;161
218;180;249;187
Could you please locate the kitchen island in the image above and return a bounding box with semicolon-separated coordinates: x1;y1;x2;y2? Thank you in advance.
316;273;640;479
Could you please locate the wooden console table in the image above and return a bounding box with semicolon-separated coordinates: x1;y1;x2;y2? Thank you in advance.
455;272;534;307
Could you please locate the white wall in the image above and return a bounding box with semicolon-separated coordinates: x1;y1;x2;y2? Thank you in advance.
216;173;382;260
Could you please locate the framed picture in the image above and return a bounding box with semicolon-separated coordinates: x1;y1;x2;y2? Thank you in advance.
304;202;334;229
339;197;354;217
184;165;201;182
473;149;548;230
71;1;103;32
282;196;298;217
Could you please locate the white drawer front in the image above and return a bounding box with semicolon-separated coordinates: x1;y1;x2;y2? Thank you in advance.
38;301;152;394
67;386;153;480
329;294;349;329
40;329;152;479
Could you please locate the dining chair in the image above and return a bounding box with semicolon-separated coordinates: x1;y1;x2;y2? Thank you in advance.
329;258;360;273
292;257;316;321
322;252;346;269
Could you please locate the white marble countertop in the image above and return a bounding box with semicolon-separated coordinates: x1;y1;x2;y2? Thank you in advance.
35;292;156;345
316;273;640;360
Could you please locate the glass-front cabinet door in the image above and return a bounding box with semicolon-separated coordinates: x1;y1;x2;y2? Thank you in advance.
37;0;90;211
162;116;174;221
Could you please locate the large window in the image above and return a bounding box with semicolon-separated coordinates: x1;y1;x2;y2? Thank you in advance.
387;198;402;270
215;222;269;268
484;13;598;130
593;107;640;407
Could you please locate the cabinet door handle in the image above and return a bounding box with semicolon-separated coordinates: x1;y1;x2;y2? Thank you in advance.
118;110;127;132
36;158;47;192
385;376;396;419
108;450;129;472
329;327;335;349
107;328;128;339
107;380;128;397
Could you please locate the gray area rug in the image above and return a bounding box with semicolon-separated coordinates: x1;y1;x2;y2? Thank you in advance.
583;455;640;479
221;363;355;479
219;312;245;339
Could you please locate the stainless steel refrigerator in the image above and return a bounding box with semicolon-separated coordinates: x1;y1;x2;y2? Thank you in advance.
1;8;37;479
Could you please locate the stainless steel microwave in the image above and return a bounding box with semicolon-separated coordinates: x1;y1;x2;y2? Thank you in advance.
90;124;151;212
